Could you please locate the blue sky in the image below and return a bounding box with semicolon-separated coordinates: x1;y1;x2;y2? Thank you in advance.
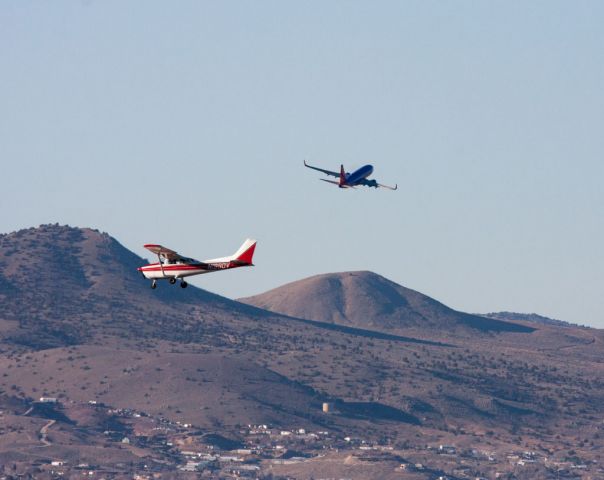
2;1;603;327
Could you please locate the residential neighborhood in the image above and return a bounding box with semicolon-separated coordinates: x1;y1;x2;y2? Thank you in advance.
1;397;601;479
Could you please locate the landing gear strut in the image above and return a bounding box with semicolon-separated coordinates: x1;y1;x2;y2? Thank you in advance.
180;280;188;289
151;280;157;289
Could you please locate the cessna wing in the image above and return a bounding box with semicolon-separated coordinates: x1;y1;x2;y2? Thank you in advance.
303;160;340;178
143;244;184;262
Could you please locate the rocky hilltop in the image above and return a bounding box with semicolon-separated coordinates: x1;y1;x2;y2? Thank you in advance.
240;270;533;334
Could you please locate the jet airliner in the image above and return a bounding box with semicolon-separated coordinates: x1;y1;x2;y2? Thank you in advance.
303;160;397;190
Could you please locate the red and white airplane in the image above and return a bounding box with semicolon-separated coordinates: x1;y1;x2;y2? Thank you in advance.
138;239;257;289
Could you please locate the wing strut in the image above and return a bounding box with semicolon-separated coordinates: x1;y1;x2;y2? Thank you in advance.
157;253;165;277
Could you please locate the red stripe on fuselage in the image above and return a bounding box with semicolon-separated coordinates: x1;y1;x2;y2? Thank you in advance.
140;264;210;272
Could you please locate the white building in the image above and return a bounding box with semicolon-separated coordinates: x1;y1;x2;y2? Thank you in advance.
39;397;58;403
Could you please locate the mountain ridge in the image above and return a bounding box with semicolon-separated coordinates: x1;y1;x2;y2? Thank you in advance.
482;311;584;328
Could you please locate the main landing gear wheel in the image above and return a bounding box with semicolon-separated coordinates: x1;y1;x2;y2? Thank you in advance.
169;277;176;285
151;280;157;289
180;280;188;289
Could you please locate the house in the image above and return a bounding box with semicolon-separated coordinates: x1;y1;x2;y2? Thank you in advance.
179;461;203;472
39;397;58;403
438;444;456;455
234;449;252;455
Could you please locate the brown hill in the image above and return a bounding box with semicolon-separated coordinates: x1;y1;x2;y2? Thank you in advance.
0;224;265;349
239;271;533;334
0;225;435;430
1;225;603;478
0;345;333;430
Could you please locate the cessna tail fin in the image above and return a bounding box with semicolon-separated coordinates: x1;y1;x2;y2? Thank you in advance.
231;239;257;265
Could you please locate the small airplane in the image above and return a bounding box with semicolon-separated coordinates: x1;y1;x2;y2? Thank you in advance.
303;160;397;190
138;239;257;289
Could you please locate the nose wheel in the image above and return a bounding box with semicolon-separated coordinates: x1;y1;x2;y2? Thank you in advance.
151;280;157;289
180;280;188;289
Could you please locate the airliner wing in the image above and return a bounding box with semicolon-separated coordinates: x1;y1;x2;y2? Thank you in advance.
358;178;398;190
320;179;341;186
320;179;353;188
303;160;339;178
144;244;182;261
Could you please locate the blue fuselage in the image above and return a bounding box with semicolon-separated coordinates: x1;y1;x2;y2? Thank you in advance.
345;164;374;186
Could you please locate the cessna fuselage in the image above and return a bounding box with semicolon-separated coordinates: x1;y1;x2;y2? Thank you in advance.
138;260;235;280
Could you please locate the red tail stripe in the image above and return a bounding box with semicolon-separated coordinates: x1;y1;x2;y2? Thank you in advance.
339;165;346;186
236;243;256;264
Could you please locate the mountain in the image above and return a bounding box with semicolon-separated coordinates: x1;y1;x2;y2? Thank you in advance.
0;224;265;349
0;225;432;429
239;271;534;334
1;225;602;479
